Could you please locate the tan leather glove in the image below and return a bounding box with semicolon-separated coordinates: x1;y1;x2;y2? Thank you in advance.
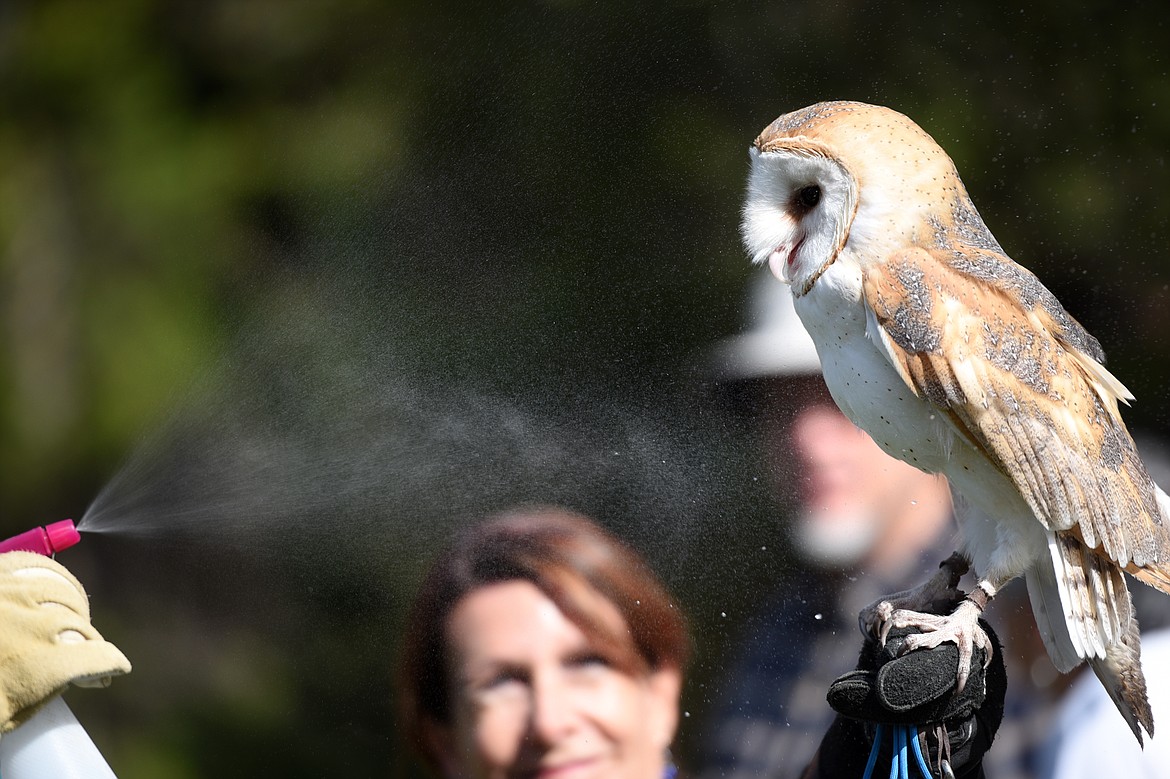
0;551;131;733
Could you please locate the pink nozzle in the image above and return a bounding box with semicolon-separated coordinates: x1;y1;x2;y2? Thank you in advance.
44;520;81;553
0;520;81;556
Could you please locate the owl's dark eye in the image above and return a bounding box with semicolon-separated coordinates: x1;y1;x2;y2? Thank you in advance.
796;185;821;210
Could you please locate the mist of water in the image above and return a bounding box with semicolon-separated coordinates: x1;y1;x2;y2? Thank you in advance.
74;259;750;577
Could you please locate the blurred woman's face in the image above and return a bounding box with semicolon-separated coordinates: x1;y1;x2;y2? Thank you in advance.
434;579;680;779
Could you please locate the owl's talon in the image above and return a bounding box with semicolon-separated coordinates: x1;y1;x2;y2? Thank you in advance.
878;599;991;693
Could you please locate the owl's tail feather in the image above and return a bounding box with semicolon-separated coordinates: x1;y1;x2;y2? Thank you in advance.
1029;531;1152;744
1087;626;1152;746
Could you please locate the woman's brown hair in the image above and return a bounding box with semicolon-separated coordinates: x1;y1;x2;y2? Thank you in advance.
397;506;689;769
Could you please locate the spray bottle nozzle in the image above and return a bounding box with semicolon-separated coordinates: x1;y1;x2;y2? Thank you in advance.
0;520;80;557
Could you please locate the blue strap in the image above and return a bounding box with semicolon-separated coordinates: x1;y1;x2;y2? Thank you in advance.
909;724;933;777
895;725;908;779
862;723;936;779
862;723;884;779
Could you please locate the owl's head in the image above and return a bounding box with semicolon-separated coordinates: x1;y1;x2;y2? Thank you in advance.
741;101;967;296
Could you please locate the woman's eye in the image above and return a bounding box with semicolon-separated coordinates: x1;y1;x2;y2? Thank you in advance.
481;668;525;690
566;653;611;671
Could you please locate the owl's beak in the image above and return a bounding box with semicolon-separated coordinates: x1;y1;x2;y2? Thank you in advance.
768;236;804;284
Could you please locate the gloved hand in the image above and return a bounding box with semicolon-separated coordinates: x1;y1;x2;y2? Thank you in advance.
0;551;131;733
811;617;1005;779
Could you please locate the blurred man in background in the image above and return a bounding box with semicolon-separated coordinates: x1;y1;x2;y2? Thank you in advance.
698;273;956;779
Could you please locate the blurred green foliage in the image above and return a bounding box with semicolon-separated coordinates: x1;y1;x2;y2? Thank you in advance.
3;1;1170;777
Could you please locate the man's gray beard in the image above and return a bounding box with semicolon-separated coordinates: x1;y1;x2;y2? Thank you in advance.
791;508;882;569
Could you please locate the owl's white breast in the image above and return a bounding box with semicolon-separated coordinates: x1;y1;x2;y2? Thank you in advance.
794;259;951;472
792;258;1045;580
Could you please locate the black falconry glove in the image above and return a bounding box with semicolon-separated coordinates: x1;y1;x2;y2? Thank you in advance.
811;618;1006;779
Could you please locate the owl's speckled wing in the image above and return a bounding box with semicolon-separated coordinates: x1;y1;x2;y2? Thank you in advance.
861;244;1167;572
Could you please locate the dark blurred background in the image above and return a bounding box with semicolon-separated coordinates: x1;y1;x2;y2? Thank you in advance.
3;2;1170;776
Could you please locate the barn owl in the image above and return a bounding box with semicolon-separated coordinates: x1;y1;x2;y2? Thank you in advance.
740;100;1170;743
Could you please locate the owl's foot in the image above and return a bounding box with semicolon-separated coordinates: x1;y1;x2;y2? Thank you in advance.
878;598;993;693
859;553;996;692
